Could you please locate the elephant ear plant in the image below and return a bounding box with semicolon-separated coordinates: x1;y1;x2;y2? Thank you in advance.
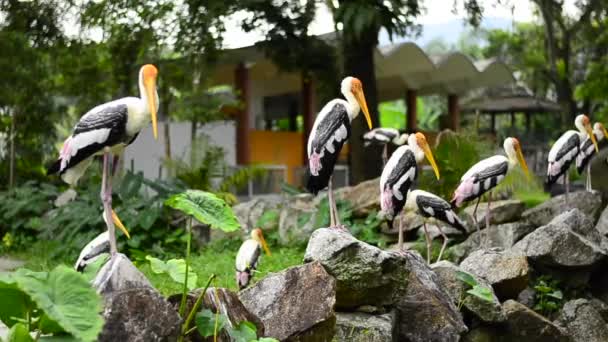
164;190;241;342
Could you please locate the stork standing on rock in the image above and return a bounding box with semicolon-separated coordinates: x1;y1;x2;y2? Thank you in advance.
405;190;467;263
236;228;271;290
47;64;159;256
576;122;608;191
379;132;440;251
306;76;373;230
452;137;529;246
546;114;598;202
363;128;408;165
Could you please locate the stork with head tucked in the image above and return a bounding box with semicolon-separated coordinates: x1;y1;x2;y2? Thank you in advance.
236;228;271;290
546;114;598;202
306;76;373;230
363;128;408;165
405;190;466;263
379;132;440;251
452;137;529;246
576;122;608;191
47;64;159;256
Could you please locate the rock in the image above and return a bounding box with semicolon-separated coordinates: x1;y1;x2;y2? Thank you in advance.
502;300;570;342
463;199;526;231
432;261;505;323
334;311;395;342
239;262;336;341
0;257;24;272
304;228;409;309
516;287;537;309
557;299;608;342
334;178;379;216
513;209;607;268
278;195;321;245
522;191;602;227
94;254;180;342
233;195;283;232
596;205;608;237
460;249;529;300
396;252;467;342
381;211;425;236
449;222;535;263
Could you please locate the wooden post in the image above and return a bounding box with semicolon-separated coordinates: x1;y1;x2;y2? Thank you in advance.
235;62;250;165
510;111;516;128
302;74;316;164
406;89;417;132
490;113;496;134
448;94;460;131
525;112;531;132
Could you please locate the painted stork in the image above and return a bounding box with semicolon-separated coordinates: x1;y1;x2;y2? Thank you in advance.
576;122;608;191
236;228;271;290
75;231;109;272
379;132;440;251
405;190;466;263
452;137;529;246
47;64;158;256
306;76;372;229
546;114;598;201
363;128;408;165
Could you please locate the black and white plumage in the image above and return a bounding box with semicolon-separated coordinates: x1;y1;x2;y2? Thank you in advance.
235;228;270;290
363;128;408;147
546;114;597;188
306;77;372;229
576;123;608;191
405;189;467;263
75;231;109;272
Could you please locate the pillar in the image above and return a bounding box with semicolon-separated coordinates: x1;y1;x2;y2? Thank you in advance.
525;112;531;132
302;75;316;163
406;89;417;132
510;111;516;128
448;94;460;131
235;62;250;165
490;113;496;134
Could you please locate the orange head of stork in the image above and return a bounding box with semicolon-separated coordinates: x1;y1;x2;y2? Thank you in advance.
504;137;530;179
576;114;599;153
594;122;608;141
341;77;372;130
140;64;159;140
409;132;440;180
251;228;271;256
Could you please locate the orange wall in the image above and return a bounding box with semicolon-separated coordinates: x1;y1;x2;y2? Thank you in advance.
249;130;303;183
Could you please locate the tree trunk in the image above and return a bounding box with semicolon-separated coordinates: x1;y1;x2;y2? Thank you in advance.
343;31;382;184
8;110;16;189
190;120;198;166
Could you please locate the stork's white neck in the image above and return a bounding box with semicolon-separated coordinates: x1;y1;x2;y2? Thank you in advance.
408;135;425;162
575;118;587;137
341;86;360;120
503;139;518;169
138;69;150;111
393;134;408;145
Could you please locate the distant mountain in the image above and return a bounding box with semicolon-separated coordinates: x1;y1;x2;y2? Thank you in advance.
378;17;514;47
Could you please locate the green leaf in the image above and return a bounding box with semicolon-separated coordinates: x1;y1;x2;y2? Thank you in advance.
467;285;495;303
13;266;103;342
258;338;280;342
545;301;559;310
7;323;33;342
534;285;552;293
455;270;477;287
165;190;240;232
145;256;197;290
0;276;30;328
195;309;228;338
548;290;563;300
38;314;65;335
38;335;80;341
228;321;258;342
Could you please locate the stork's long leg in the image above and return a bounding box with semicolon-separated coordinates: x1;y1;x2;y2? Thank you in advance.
382;145;388;167
436;225;449;263
587;164;592;191
101;149;117;256
111;155;120;177
327;177;335;227
565;174;570;206
397;214;404;252
422;222;432;264
484;192;492;249
472;197;481;247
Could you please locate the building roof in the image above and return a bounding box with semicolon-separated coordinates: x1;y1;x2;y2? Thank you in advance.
460;85;562;114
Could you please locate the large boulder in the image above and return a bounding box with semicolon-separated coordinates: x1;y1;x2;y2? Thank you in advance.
239;262;336;341
557;299;608;342
521;191;602;228
94;254;181;342
278;195;321;245
233;196;283;231
513;209;607;268
502;300;570;342
334;178;379;216
395;252;467;342
463;199;526;231
460;249;529;300
449;221;534;263
432;261;505;323
304;228;409;309
334;311;395;342
595;205;608;237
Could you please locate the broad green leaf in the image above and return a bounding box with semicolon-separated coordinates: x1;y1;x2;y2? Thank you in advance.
195;309;228;338
146;255;169;274
548;290;563;300
228;321;258;342
13;266;103;342
0;278;29;328
534;285;552;293
7;323;33;342
145;256;197;289
38;314;65;335
467;285;495;303
38;336;80;342
165;190;240;232
258;338;280;342
545;301;559;310
455;270;477;287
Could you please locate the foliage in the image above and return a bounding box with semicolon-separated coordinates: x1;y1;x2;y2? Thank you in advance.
195;309;278;342
0;265;103;342
455;270;495;307
146;256;198;290
533;275;564;317
165;190;240;232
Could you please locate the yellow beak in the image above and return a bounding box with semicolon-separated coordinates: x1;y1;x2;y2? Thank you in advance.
111;210;131;239
353;89;373;130
515;146;530;179
586;125;599;153
259;234;271;256
144;78;158;140
422;143;440;180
